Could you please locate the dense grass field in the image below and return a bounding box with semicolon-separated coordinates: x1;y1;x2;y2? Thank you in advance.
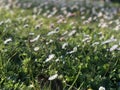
0;1;120;90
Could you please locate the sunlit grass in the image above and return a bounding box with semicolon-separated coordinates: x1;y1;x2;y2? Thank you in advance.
0;1;120;90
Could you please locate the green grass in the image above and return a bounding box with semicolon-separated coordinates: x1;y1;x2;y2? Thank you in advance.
0;2;120;90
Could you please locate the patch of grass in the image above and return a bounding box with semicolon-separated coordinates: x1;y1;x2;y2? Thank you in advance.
0;1;120;90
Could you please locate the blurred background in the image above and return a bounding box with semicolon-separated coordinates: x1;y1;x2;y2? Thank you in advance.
0;0;120;8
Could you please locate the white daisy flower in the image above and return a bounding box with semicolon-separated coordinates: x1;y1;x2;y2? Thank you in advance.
45;54;55;62
62;42;68;49
30;35;40;43
73;47;78;52
34;47;39;51
48;74;58;80
67;47;77;54
81;16;85;20
62;31;68;35
99;86;105;90
110;45;118;51
23;24;29;28
46;39;53;45
55;58;59;62
4;38;12;44
47;14;53;18
82;37;91;42
47;27;59;36
101;38;117;45
82;34;91;42
98;12;103;17
57;19;63;24
35;24;41;30
68;30;76;36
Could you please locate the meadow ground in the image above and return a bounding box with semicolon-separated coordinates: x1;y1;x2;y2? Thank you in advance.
0;1;120;90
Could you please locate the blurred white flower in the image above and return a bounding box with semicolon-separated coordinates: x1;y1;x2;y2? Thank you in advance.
115;19;120;25
98;22;108;28
4;38;12;44
47;14;53;18
34;47;39;51
99;86;105;90
66;12;74;18
57;19;64;24
117;48;120;50
98;12;103;17
73;47;77;52
93;16;97;20
43;12;48;17
68;30;76;36
55;58;59;62
35;24;42;30
62;42;68;49
45;54;55;62
82;37;91;42
28;84;34;88
16;17;22;21
5;19;11;23
49;39;54;43
88;17;92;22
104;14;113;20
47;31;57;36
99;35;104;40
81;11;85;15
83;20;90;24
48;74;58;80
46;39;53;45
50;23;55;29
51;10;57;16
23;16;30;22
63;10;67;15
2;49;8;52
23;24;29;28
33;7;38;14
30;35;40;43
56;15;64;19
70;22;75;26
82;34;91;42
70;5;79;10
67;47;77;54
108;21;113;25
47;27;59;36
61;7;66;11
62;31;68;35
92;42;100;46
29;32;35;36
81;16;85;20
110;45;118;51
98;32;103;36
114;25;120;31
101;38;117;45
55;27;59;31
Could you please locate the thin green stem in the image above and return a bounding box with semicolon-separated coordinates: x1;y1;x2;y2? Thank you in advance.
68;69;81;90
